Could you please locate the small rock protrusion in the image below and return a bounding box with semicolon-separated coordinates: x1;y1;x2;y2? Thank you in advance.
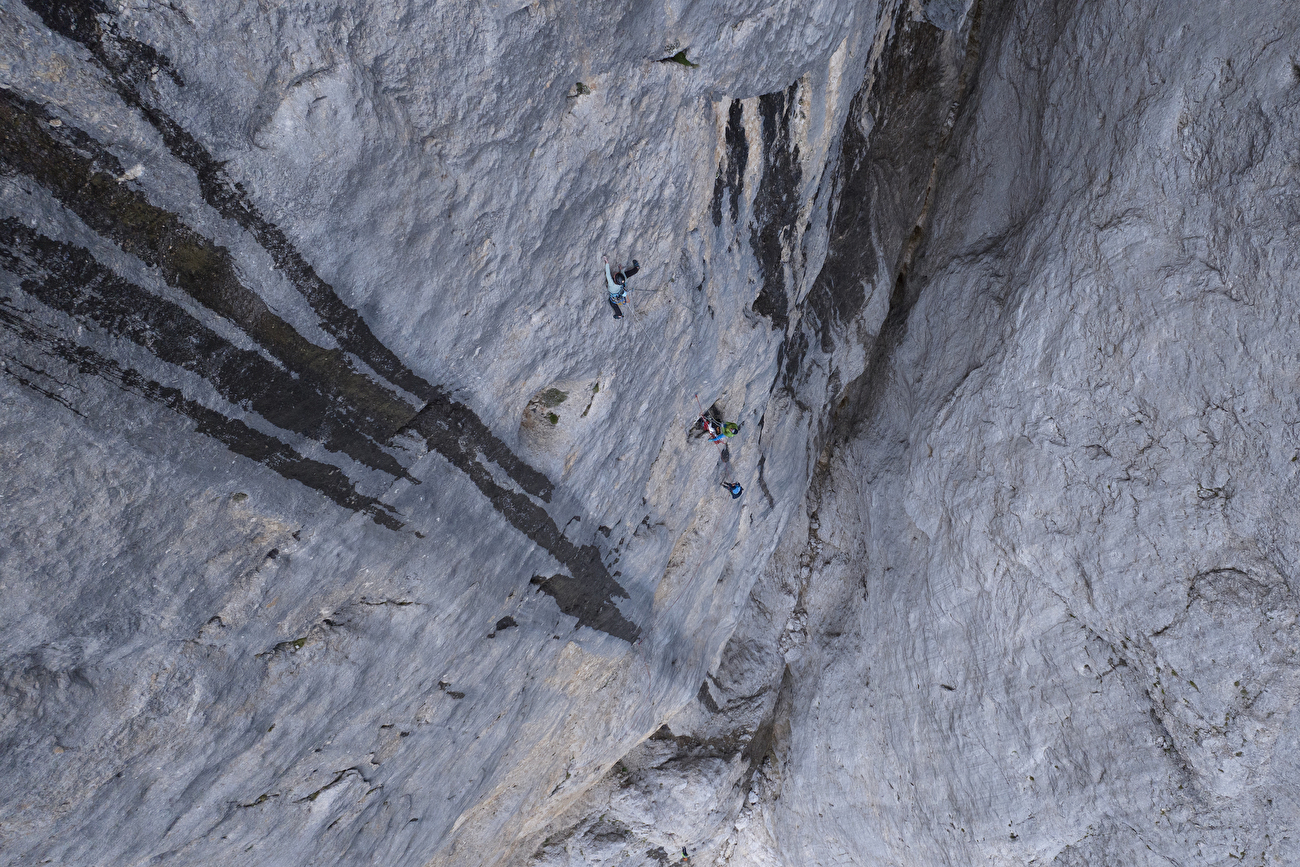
658;50;699;68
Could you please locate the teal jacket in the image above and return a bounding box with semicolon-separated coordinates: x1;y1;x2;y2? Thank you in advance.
605;262;625;300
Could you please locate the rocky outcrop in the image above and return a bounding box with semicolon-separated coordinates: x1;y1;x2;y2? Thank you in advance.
3;0;1298;865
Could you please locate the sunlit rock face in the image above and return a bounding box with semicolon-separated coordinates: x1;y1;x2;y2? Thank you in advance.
1;0;893;863
3;0;1298;865
540;2;1300;866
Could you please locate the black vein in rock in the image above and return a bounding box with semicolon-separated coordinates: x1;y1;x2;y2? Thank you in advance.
750;83;802;331
529;573;639;644
406;402;636;642
20;0;434;404
0;91;419;474
6;7;621;619
0;219;409;480
0;300;403;530
710;98;748;228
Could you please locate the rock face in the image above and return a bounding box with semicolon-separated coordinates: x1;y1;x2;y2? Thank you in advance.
2;1;1298;866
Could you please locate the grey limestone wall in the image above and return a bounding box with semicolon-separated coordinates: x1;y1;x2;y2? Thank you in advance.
7;0;1297;865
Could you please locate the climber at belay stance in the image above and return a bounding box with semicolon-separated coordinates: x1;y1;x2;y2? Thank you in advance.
693;393;740;442
603;254;639;319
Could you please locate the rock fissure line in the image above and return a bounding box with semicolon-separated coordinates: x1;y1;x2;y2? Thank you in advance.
710;98;748;229
0;218;408;480
404;403;638;642
3;35;556;502
19;0;436;404
0;90;419;477
848;6;985;436
749;82;803;331
1;351;87;418
800;5;986;452
0;298;404;529
1;89;566;556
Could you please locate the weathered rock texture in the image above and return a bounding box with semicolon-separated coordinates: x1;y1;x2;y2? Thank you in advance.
2;0;1298;865
527;1;1300;865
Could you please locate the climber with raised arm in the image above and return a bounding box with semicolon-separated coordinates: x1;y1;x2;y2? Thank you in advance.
603;254;640;319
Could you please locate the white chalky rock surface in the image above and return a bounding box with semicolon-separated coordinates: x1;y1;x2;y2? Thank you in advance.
774;2;1300;863
527;1;1300;865
2;0;1299;865
1;0;896;863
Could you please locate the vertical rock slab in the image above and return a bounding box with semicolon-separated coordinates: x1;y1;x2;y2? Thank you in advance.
0;0;895;865
762;0;1300;864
